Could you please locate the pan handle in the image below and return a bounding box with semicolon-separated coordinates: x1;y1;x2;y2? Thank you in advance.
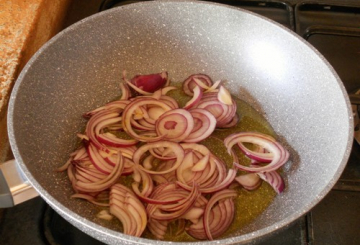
0;159;38;208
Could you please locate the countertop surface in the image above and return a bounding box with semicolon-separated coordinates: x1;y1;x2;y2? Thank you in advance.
0;0;71;163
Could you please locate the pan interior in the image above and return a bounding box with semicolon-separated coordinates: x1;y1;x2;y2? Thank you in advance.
8;1;352;244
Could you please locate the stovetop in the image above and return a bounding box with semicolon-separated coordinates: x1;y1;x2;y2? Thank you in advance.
1;1;359;245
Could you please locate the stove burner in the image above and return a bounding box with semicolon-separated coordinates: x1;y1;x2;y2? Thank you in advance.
350;89;360;145
99;0;295;29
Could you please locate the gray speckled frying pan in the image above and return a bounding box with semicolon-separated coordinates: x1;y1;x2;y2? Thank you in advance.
7;1;353;244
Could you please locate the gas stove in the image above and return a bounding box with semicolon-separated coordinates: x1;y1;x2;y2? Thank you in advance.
1;1;359;244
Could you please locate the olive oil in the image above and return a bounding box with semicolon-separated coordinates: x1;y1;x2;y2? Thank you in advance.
149;85;277;241
101;83;278;241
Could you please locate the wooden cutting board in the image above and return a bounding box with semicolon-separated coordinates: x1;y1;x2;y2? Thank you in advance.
0;0;71;162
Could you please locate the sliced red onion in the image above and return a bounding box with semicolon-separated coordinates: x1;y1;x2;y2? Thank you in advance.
177;168;237;194
257;171;285;194
133;181;182;205
181;207;204;224
218;113;239;128
62;72;290;242
152;89;163;100
119;158;134;175
75;165;107;183
133;141;185;175
187;191;235;240
148;184;200;221
96;210;113;220
210;198;234;238
110;183;147;237
176;145;236;193
119;82;132;100
122;70;151;96
159;95;179;109
71;193;110;207
73;146;88;160
181;143;210;171
160;86;177;95
149;147;176;160
193;78;211;90
194;92;237;128
147;106;167;121
131;167;154;197
97;132;138;147
122;98;172;142
130;71;168;93
184;86;203;109
235;173;262;191
87;143;114;174
85;110;120;153
205;79;221;92
217;86;233;105
57;156;73;172
148;219;168;240
237;134;275;163
75;152;124;192
77;133;89;141
224;132;290;173
203;189;237;240
83;100;129;118
182;74;213;96
155;109;194;142
184;109;217;143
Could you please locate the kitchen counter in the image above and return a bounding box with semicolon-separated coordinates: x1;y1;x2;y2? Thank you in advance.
0;0;71;163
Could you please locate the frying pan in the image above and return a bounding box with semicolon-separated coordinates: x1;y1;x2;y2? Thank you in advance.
6;1;353;244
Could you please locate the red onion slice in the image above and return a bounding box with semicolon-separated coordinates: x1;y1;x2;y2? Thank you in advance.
235;173;262;191
75;152;124;192
130;71;168;93
237;135;275;163
119;82;132;100
155;109;194;142
181;207;204;223
184;86;203;110
217;86;233;105
71;193;110;207
148;219;168;240
194;92;237;128
133;141;185;175
160;86;177;95
177;168;237;194
133;182;182;205
85;110;120;153
122;98;172;142
182;74;213;96
159;95;179;109
131;167;154;197
148;184;200;221
224;132;290;172
218;113;239;128
87;143;114;174
184;109;217;143
257;171;285;194
97;132;138;147
84;100;129;118
203;189;237;240
187;200;233;240
205;79;222;92
110;183;147;237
